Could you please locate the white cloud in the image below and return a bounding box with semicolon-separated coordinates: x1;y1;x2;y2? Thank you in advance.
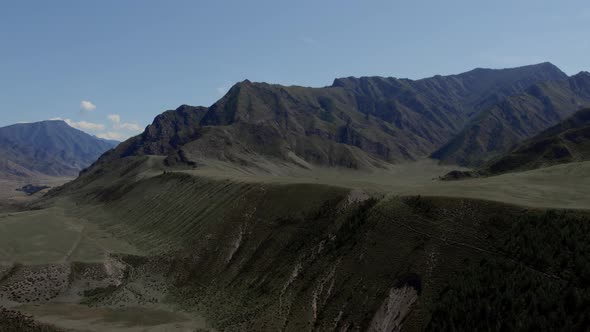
106;114;142;132
117;122;143;131
74;120;105;131
51;117;105;131
107;114;121;124
50;113;142;141
107;114;142;132
96;132;125;141
80;100;97;112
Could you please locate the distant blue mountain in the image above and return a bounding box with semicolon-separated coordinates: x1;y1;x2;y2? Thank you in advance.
0;120;118;179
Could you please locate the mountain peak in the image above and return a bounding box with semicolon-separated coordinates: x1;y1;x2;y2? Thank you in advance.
531;61;558;68
332;63;567;90
220;79;256;96
464;62;566;78
227;79;254;89
569;71;590;92
2;119;71;131
531;61;568;75
42;119;67;123
42;119;70;127
0;120;117;179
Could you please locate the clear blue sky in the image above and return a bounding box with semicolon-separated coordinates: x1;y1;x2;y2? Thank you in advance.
1;0;589;140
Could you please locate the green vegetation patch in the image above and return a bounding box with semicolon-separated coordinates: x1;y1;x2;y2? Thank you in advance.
428;210;590;331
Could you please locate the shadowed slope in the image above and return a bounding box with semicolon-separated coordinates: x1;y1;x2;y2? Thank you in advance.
479;108;590;175
432;72;590;166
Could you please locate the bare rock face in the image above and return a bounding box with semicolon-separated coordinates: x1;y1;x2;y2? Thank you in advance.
368;286;419;332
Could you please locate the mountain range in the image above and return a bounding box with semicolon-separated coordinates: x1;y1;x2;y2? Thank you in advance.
92;62;590;172
4;63;589;181
0;120;118;180
432;71;590;166
477;107;590;175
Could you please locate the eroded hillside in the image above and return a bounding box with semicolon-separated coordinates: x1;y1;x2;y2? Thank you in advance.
2;155;590;331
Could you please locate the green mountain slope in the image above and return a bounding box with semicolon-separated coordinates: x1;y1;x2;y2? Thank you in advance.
17;155;590;331
432;72;590;166
0;120;118;179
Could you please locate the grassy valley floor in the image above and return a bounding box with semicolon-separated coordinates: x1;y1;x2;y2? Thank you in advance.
182;158;590;209
0;177;73;209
